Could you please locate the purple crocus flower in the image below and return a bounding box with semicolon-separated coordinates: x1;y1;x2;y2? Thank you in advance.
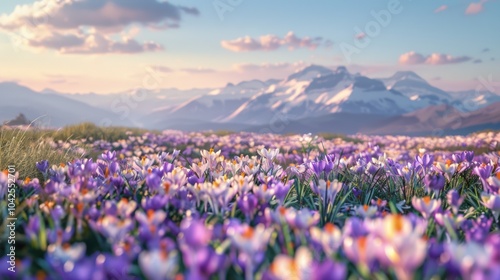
323;154;335;174
343;217;368;238
141;195;169;211
309;160;326;177
416;154;434;170
461;215;493;243
56;256;105;280
486;234;500;262
36;160;49;174
84;158;98;174
145;173;162;191
187;175;204;185
161;162;174;175
51;204;66;222
180;218;212;249
238;194;258;218
423;172;446;192
481;192;500;221
313;259;347;280
474;164;493;180
25;216;41;243
272;181;291;205
87;205;101;220
101;151;116;162
100;254;131;279
412;196;441;219
108;161;121;175
447;189;464;214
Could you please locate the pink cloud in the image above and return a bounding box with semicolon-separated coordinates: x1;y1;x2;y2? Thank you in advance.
466;0;488;15
221;32;328;52
434;5;448;13
425;53;471;65
399;51;471;65
0;0;197;54
399;51;427;65
355;32;366;40
0;0;198;31
27;31;163;54
233;62;303;72
180;67;216;74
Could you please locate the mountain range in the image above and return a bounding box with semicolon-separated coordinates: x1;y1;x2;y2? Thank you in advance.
1;65;499;136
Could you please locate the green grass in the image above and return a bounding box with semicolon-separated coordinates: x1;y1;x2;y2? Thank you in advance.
0;123;157;180
50;122;157;142
317;132;363;144
202;130;236;137
0;128;75;180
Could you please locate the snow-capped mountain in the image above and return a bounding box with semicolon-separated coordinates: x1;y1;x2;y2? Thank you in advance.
220;66;420;124
2;64;498;134
145;79;278;127
380;71;455;109
448;90;500;112
378;71;500;112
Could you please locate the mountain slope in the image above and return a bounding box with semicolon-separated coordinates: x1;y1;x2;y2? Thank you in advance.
144;79;277;127
363;102;500;135
221;66;415;125
0;82;128;127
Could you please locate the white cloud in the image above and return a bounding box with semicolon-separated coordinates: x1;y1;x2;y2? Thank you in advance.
0;0;197;54
399;51;471;65
221;32;328;52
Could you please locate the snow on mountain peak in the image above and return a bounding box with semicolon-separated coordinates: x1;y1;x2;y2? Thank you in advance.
391;71;426;83
286;65;333;82
335;66;349;74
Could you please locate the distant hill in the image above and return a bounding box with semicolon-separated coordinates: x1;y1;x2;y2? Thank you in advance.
2;64;499;135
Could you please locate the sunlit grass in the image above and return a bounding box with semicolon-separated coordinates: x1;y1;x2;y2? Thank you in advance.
0;127;74;180
0;123;157;180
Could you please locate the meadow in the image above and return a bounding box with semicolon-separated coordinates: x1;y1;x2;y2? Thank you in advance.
1;124;500;279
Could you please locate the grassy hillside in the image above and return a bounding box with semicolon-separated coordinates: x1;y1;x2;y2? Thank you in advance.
0;123;154;180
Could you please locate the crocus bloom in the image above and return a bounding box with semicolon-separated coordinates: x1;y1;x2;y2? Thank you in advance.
312;259;347;280
257;148;280;161
416;154;434;170
229;223;273;280
435;211;465;229
382;234;427;280
461;215;493;243
310;179;343;203
355;205;378;219
342;235;379;267
310;223;343;257
36;160;50;174
435;159;457;181
268;247;312;280
47;242;86;265
474;164;493;180
138;249;179;280
229;224;273;256
412;196;441;219
371;214;427;242
284;208;320;229
116;198;137;218
92;215;134;241
423;173;446;192
447;189;464;215
486;173;500;192
481;192;500;221
446;242;492;279
372;215;427;280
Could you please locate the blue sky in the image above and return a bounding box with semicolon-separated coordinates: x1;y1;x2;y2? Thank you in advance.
0;0;498;93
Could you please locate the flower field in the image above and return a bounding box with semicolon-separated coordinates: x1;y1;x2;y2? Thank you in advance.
2;130;500;280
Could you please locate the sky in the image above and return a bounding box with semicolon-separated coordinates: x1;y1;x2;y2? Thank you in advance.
0;0;498;93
